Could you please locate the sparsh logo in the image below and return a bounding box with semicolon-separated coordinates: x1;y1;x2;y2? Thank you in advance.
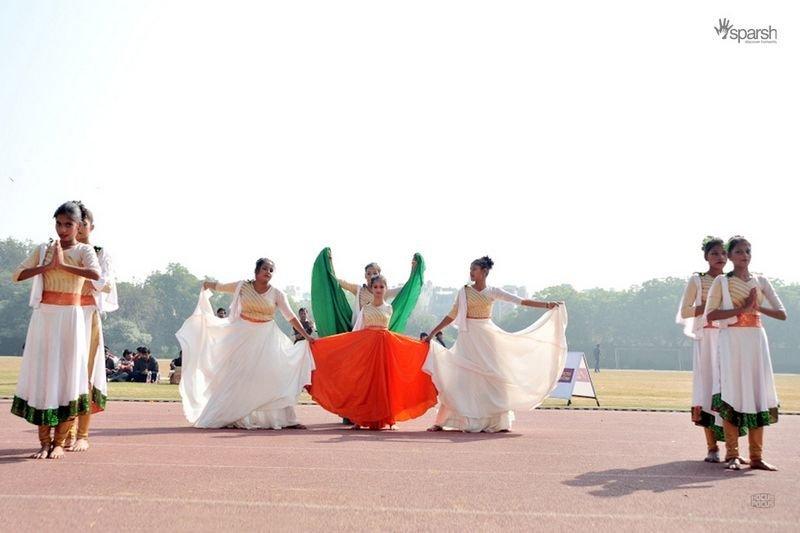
715;18;778;44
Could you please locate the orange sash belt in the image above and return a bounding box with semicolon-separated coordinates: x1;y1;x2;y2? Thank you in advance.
731;314;762;328
41;291;81;306
80;295;96;306
241;313;269;323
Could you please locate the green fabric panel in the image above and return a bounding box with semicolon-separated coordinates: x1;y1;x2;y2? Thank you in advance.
311;247;353;337
389;253;425;333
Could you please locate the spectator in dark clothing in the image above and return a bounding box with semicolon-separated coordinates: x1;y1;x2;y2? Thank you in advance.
132;347;159;383
169;351;183;385
593;344;601;373
293;308;315;344
106;348;130;382
420;332;447;348
434;332;447;348
216;307;228;318
115;349;135;382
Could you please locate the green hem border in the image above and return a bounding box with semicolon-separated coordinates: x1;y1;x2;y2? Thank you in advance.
711;393;778;429
10;387;107;426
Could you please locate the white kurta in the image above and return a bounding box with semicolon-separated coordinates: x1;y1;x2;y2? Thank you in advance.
82;247;116;407
12;243;100;426
176;285;315;429
423;287;568;432
704;275;782;427
677;274;723;431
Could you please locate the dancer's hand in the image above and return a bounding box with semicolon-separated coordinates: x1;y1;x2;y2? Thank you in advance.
49;241;64;270
743;288;759;313
306;336;315;345
202;280;216;291
422;333;432;343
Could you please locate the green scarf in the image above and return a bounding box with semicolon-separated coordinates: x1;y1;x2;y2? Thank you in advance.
388;253;425;332
310;249;426;336
311;247;353;337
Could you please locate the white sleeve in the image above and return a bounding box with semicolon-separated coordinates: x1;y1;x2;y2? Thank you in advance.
80;244;101;276
92;249;111;291
273;288;296;321
490;287;523;305
760;277;785;312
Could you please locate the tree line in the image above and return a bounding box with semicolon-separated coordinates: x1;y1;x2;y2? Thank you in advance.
2;237;798;372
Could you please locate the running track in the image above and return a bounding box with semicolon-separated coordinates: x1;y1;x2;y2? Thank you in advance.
0;401;797;531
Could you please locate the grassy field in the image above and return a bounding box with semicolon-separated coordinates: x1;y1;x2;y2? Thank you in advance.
1;356;798;411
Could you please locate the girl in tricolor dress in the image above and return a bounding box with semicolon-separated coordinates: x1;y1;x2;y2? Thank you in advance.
11;202;101;459
704;237;786;471
423;256;567;433
310;275;438;430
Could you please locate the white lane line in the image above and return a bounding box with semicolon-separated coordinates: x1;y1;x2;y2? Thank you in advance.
6;439;786;459
2;458;783;479
0;494;793;526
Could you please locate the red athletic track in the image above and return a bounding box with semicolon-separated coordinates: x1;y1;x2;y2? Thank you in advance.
1;400;797;531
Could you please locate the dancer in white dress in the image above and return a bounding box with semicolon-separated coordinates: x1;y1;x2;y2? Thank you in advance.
676;236;732;463
423;256;567;433
11;202;101;459
67;201;118;452
176;258;315;429
705;236;787;471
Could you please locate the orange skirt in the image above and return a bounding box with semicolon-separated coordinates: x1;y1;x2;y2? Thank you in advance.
310;329;437;429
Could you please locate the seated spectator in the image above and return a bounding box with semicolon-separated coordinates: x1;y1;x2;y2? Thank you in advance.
216;307;228;318
293;307;315;344
116;349;135;381
169;351;183;385
105;347;128;382
131;347;159;383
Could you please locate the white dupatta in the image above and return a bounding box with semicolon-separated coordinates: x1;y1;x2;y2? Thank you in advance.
703;275;738;329
351;285;366;327
452;286;470;332
675;275;704;339
28;243;48;309
226;281;246;322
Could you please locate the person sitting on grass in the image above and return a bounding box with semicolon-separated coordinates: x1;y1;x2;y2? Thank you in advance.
116;349;135;381
169;351;182;385
131;346;159;383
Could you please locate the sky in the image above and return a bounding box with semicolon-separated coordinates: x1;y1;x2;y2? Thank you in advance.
1;1;798;293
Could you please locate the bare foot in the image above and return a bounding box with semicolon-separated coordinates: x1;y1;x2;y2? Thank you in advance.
736;456;750;465
426;425;443;432
31;446;50;460
48;445;65;459
348;424;361;430
64;437;76;451
70;438;90;452
285;424;307;430
750;459;778;471
704;450;720;463
725;458;742;470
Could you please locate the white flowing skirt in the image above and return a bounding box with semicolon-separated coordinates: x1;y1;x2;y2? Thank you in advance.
717;327;779;419
176;293;314;429
13;304;89;426
423;307;568;432
83;305;108;407
691;330;722;427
